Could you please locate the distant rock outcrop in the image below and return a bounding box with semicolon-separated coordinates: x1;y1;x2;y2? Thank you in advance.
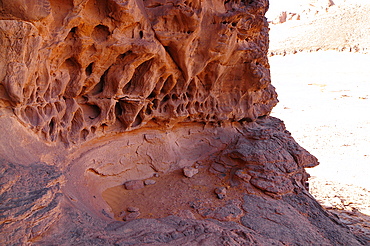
0;0;365;245
269;1;370;55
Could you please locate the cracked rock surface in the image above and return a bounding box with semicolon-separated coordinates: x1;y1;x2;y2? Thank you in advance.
0;0;365;245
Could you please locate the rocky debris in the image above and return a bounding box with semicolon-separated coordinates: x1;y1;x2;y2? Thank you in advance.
189;199;244;222
269;0;338;25
1;116;365;245
118;207;141;221
144;179;156;186
270;11;301;24
124;180;145;190
123;211;141;221
309;178;370;215
183;167;199;178
188;199;243;222
214;187;227;199
118;210;127;218
127;206;140;212
309;177;370;243
177;210;196;220
210;162;228;174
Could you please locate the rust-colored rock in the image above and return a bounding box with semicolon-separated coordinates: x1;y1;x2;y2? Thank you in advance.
1;0;275;145
124;180;145;190
0;0;366;245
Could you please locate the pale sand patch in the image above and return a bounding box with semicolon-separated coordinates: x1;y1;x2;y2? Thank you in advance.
270;52;370;241
269;51;370;190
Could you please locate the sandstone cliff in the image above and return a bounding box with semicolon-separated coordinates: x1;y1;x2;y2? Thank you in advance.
0;0;366;245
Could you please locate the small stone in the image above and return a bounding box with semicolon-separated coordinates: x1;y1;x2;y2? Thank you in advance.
235;169;251;181
123;211;140;221
217;194;225;199
127;206;140;212
124;180;144;190
343;200;352;206
211;163;228;173
144;179;156;186
118;211;127;218
214;187;227;195
183;167;199;178
153;173;159;177
215;187;227;199
177;210;196;219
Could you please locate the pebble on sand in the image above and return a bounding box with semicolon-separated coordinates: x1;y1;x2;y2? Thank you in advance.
183;167;199;178
124;180;145;190
123;211;140;221
214;187;227;199
127;206;140;212
144;179;156;186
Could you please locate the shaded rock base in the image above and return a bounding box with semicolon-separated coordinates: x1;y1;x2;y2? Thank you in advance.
0;115;364;245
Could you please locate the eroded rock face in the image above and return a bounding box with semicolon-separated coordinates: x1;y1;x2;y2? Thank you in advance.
0;0;366;245
1;0;275;145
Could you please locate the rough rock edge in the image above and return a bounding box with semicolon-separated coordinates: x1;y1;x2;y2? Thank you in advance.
1;0;275;147
0;0;366;245
1;116;365;245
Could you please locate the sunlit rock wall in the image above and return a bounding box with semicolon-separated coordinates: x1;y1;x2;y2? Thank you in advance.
0;0;276;145
0;0;365;245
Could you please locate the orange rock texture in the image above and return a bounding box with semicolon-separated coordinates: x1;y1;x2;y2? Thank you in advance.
0;0;366;245
1;0;276;145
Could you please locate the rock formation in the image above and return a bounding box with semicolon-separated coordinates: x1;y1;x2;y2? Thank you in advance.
0;0;366;245
0;0;276;146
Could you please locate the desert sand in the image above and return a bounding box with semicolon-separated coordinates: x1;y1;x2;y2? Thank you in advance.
269;50;370;238
270;51;370;190
267;0;370;239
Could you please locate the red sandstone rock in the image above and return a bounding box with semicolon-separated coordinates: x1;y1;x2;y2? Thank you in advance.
0;0;366;245
144;179;156;185
124;180;144;190
127;206;139;212
0;0;276;146
183;166;199;178
123;211;140;221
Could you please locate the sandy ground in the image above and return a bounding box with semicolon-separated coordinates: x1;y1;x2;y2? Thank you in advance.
102;167;244;222
267;1;370;239
269;51;370;190
269;51;370;240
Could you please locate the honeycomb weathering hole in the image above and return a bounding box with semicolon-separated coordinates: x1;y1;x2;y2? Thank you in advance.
92;25;110;42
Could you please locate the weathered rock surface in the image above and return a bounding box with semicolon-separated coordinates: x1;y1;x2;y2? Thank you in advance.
0;0;366;245
1;116;364;245
0;0;275;146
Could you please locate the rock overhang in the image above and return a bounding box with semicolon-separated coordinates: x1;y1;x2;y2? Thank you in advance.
0;0;365;245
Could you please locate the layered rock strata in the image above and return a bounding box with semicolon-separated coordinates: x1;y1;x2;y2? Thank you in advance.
0;0;366;245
